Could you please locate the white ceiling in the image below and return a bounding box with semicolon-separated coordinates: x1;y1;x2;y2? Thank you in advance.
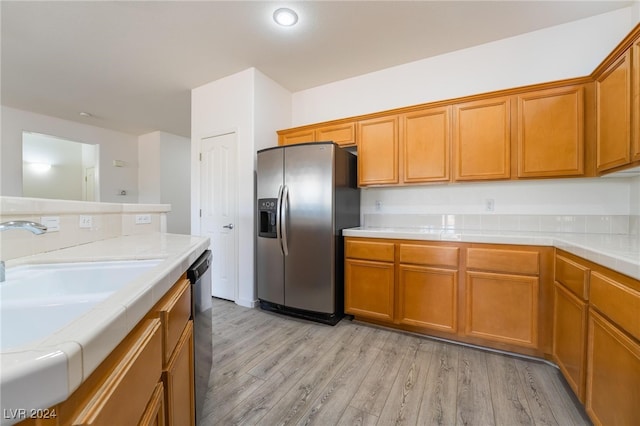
1;1;633;138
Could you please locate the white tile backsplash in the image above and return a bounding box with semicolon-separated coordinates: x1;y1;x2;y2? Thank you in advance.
0;197;169;261
362;213;633;235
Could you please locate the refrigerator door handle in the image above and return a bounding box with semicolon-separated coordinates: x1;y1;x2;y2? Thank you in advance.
276;185;284;255
281;185;290;257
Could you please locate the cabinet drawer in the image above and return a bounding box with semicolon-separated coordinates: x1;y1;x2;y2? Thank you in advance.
467;248;539;275
399;244;459;268
158;277;192;367
590;271;640;340
73;319;162;426
555;255;590;300
345;239;395;262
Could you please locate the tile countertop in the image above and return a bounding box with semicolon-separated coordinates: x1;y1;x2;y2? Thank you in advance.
343;227;640;280
0;233;209;422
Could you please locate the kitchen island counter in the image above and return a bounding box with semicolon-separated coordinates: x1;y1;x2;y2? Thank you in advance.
0;232;209;424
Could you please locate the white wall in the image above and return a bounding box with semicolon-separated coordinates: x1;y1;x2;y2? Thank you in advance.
138;132;162;204
292;7;638;126
138;131;190;234
159;132;191;235
191;68;291;307
1;106;139;202
291;6;640;218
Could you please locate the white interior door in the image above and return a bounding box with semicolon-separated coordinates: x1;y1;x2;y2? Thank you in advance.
200;133;238;301
83;167;96;201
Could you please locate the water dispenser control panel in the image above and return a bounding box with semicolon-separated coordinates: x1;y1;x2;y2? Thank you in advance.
258;198;278;238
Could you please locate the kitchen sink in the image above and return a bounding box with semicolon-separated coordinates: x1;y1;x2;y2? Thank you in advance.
0;259;163;351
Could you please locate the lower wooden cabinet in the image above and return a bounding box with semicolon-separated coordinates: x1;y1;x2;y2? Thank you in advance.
16;275;196;426
140;382;166;426
397;242;459;333
345;258;395;322
72;319;163;426
465;271;539;348
398;265;457;333
344;238;550;356
464;246;544;350
156;277;195;426
163;321;195;426
586;309;640;426
553;249;640;424
552;282;588;402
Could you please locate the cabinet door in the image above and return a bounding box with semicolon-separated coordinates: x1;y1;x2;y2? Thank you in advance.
164;321;195;426
357;116;399;186
398;265;457;333
632;37;640;162
279;129;315;146
586;309;640;426
401;106;450;183
345;258;394;322
465;271;539;348
552;283;588;402
596;50;631;172
517;86;584;177
453;96;511;181
139;382;166;426
315;122;356;147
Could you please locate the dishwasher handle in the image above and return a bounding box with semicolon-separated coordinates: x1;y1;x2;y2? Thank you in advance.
187;250;212;283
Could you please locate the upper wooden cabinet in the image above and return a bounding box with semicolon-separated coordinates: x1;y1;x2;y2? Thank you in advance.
401;106;451;183
278;122;357;147
596;49;632;172
315;122;357;146
453;96;511;181
357;115;399;186
276;25;640;181
517;85;585;177
279;128;315;146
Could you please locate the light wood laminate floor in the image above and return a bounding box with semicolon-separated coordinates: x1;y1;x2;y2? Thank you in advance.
201;298;591;426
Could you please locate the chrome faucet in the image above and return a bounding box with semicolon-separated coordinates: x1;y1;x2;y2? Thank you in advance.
0;221;48;282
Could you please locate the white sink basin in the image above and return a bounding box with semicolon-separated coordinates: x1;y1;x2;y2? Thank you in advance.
0;259;163;351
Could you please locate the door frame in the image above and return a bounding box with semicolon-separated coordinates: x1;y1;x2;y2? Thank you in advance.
198;130;240;303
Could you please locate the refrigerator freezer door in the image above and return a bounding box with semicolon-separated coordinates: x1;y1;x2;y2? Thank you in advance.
257;148;285;305
284;144;335;313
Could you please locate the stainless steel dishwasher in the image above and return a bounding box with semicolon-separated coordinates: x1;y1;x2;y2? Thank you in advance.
187;250;212;424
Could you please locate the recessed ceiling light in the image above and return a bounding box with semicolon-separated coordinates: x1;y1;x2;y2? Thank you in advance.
79;112;93;118
273;8;298;27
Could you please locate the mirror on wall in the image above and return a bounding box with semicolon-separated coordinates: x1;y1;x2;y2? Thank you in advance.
22;132;99;201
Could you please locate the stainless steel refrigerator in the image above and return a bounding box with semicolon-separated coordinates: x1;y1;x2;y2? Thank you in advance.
256;142;360;325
